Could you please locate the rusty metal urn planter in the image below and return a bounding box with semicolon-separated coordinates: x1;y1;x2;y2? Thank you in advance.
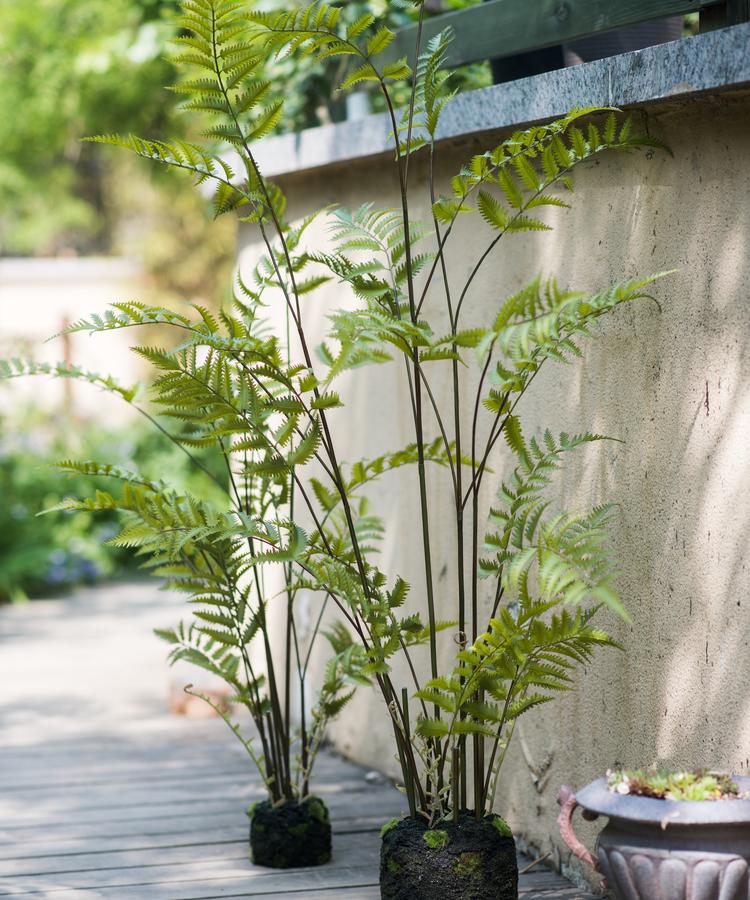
558;777;750;900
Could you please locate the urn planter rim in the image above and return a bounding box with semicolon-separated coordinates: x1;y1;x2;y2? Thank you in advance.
576;776;750;826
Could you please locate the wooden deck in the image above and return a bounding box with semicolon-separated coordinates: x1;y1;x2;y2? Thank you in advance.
0;582;594;898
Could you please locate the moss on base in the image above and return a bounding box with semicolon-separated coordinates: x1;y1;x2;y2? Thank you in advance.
380;817;401;838
249;796;332;868
454;850;483;878
380;812;517;899
491;815;513;838
423;829;450;849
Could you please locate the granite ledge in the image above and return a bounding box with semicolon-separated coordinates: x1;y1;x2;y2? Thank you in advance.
249;22;750;178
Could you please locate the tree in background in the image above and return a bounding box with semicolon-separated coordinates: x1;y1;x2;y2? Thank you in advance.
0;0;176;255
0;0;235;599
0;0;236;306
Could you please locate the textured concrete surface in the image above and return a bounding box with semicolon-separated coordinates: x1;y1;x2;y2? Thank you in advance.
238;85;750;891
246;23;750;179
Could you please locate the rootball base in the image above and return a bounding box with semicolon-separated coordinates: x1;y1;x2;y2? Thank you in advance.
249;796;332;869
380;812;518;899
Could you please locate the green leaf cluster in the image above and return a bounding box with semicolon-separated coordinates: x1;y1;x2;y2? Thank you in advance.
607;768;742;802
432;110;663;228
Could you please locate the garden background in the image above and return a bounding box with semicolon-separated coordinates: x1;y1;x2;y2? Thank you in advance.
2;0;749;888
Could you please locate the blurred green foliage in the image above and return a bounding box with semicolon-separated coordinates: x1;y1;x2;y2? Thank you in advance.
0;0;695;258
267;0;489;129
0;0;182;255
0;413;225;602
0;0;488;254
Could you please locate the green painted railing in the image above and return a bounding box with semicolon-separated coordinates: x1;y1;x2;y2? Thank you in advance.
385;0;749;68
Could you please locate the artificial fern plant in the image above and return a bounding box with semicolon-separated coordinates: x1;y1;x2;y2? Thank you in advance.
5;0;669;833
1;300;370;819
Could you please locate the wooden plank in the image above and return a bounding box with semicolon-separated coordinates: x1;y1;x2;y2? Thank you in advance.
386;0;725;68
0;788;405;840
0;831;377;884
0;864;381;898
532;888;596;895
0;741;367;789
0;844;248;879
0;814;247;845
0;861;590;899
0;772;378;816
0;865;594;900
0;753;379;791
0;769;259;797
0;816;384;853
0;816;389;863
0;797;253;831
0;771;369;805
0;809;401;857
0;761;247;791
275;892;378;900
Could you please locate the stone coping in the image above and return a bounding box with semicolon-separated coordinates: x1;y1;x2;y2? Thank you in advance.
249;23;750;178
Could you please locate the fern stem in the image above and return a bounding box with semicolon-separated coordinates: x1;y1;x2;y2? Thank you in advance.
486;716;518;815
463;366;543;507
402;1;426;194
211;505;290;798
373;24;443;802
393;223;441;721
289;611;310;797
284;587;294;788
223;22;434;811
216;431;295;798
430;137;468;809
451;747;460;823
192;546;280;798
399;688;418;818
283;306;296;792
387;87;440;699
490;582;505;621
418;367;457;496
256;577;292;798
452;154;609;329
184;686;269;786
133;406;228;495
481;675;517;812
471;490;483;821
397;629;430;721
381;672;427;812
401;356;419;439
468;321;489;819
415;125;590;317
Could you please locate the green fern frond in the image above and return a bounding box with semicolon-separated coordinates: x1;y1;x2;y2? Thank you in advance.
434;109;666;237
0;358;138;403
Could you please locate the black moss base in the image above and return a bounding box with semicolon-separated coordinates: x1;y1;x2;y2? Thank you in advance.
380;812;518;899
248;796;332;868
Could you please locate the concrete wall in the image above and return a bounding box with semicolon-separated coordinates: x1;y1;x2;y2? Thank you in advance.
238;91;750;887
0;257;145;424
